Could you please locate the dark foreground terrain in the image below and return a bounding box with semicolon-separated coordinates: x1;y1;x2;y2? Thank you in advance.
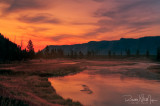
0;59;85;106
0;58;160;106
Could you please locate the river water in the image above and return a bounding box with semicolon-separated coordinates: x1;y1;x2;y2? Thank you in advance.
49;60;160;106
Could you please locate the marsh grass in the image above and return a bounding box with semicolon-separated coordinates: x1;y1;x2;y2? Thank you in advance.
0;59;84;106
0;69;25;76
0;96;29;106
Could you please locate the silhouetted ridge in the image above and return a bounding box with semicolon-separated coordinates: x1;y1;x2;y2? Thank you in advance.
44;36;160;55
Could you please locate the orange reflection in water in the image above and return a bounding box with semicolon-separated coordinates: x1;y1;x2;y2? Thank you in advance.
49;62;160;106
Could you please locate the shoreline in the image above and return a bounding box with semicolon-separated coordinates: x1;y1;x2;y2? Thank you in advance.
0;58;159;106
0;59;85;106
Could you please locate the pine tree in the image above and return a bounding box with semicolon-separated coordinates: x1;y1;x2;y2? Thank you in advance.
27;40;35;59
27;40;34;52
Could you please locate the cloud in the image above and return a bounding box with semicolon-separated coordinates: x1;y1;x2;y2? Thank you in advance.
1;0;160;45
92;0;160;35
0;0;51;14
94;0;160;18
70;22;95;25
49;26;110;42
50;34;76;41
17;26;50;33
82;26;110;38
0;0;12;4
93;0;105;2
18;13;61;24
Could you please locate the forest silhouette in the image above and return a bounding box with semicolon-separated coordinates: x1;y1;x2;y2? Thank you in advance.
1;33;160;62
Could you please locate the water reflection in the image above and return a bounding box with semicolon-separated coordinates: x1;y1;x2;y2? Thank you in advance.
49;61;160;106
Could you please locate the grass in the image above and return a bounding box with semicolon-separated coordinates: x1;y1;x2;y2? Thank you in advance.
0;59;85;106
0;58;159;106
0;96;29;106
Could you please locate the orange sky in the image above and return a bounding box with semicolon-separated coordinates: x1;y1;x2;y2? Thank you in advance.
0;0;160;51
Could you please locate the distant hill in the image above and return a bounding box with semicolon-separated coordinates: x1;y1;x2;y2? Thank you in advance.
44;36;160;55
0;33;22;61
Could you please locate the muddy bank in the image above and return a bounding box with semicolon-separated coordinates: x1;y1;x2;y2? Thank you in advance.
0;59;85;106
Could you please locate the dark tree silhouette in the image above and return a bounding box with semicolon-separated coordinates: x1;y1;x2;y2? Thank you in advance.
54;49;57;57
74;51;78;58
136;49;140;56
79;51;84;59
126;49;131;56
120;51;123;56
91;50;95;57
27;40;34;52
57;48;64;57
51;49;55;58
27;40;35;59
87;51;92;57
0;33;23;61
146;50;149;57
157;47;160;60
70;50;74;58
108;50;111;57
113;52;116;56
45;46;50;59
36;50;44;58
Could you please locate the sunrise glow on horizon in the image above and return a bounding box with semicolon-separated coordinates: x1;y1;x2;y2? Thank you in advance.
0;0;160;51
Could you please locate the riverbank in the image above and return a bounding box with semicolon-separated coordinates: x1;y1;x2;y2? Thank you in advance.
0;58;159;106
49;59;160;106
0;59;85;106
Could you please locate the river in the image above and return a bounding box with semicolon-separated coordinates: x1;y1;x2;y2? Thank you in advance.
49;60;160;106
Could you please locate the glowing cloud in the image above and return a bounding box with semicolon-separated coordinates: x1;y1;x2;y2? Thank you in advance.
0;0;160;51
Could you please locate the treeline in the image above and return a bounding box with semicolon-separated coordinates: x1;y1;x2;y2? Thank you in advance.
35;46;96;59
1;33;160;61
0;33;35;62
106;49;150;57
36;46;64;59
0;34;21;61
35;47;160;60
